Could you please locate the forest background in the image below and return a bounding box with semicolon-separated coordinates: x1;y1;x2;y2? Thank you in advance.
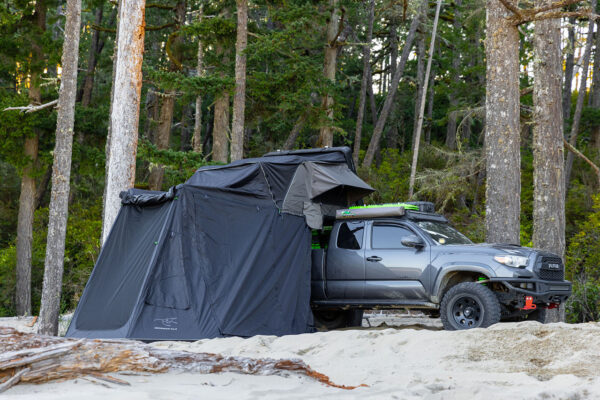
1;0;599;325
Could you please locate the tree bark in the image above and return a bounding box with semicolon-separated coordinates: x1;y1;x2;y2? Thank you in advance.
408;0;442;198
412;29;425;147
425;71;435;143
212;40;230;163
485;0;521;244
38;0;82;336
78;7;103;106
562;18;575;127
15;0;47;316
565;12;595;188
362;0;424;169
446;0;462;150
590;20;600;150
367;66;378;126
352;0;375;165
230;0;248;161
15;135;37;317
148;1;185;191
532;0;565;261
283;112;308;150
318;0;340;148
101;0;146;244
192;8;204;154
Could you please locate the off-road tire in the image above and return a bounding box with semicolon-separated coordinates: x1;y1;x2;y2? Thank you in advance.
440;282;501;330
313;310;363;330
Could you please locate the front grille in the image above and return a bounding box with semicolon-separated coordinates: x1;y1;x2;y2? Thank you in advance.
539;256;565;281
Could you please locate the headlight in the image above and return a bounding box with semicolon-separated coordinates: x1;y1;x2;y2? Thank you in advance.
494;255;529;268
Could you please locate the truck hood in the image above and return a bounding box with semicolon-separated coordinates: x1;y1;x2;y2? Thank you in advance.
432;243;541;258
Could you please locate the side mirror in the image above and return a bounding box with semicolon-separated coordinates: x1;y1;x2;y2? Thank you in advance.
401;235;425;248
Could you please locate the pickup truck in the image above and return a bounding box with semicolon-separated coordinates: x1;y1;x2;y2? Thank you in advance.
310;202;572;330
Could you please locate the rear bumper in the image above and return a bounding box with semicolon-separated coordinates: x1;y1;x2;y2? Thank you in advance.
489;278;572;304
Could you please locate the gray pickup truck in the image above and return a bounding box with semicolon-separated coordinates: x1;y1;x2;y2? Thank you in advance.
310;202;572;330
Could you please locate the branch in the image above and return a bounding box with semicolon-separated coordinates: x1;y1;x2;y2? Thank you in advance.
146;3;176;9
520;86;533;96
530;0;583;14
146;22;176;31
515;9;600;22
499;0;523;18
3;99;58;113
91;24;115;33
563;138;600;187
91;22;175;33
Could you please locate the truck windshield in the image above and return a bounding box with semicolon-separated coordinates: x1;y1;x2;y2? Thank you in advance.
415;221;472;245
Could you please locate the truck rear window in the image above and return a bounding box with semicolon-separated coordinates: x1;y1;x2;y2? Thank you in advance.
337;222;364;249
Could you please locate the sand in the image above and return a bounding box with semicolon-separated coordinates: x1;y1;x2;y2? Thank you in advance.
2;314;600;399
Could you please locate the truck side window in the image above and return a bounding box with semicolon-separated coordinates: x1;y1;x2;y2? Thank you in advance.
337;222;364;249
372;225;413;249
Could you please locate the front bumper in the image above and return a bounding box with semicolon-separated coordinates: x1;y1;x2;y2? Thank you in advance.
489;277;572;304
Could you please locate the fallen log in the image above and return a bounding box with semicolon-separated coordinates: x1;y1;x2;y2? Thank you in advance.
0;327;365;392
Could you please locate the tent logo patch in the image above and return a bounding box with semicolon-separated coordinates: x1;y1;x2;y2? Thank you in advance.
153;317;178;331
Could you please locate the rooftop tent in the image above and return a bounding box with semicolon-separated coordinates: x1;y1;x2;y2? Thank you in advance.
281;162;375;229
66;147;373;340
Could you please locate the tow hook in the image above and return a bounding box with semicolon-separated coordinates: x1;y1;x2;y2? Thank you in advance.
520;296;537;310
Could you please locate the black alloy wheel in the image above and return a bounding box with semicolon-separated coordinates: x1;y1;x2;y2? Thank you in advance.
440;282;501;331
450;295;483;328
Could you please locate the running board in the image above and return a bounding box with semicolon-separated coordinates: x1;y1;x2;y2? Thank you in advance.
311;299;439;310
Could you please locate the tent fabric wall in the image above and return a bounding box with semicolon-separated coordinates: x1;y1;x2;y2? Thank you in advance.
67;147;365;340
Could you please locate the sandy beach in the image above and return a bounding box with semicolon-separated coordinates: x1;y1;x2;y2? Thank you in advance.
2;314;599;399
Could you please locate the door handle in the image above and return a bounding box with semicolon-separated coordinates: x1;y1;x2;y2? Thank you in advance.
366;256;382;262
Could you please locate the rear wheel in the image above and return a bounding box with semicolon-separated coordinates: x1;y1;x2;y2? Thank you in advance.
440;282;501;330
313;309;363;330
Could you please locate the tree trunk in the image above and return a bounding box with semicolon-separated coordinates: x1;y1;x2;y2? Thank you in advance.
565;13;596;188
446;0;462;150
283;112;308;150
78;7;103;106
362;0;424;169
408;0;442;198
425;71;435;143
352;0;375;165
318;0;340;148
367;66;378;126
15;135;37;317
38;0;82;336
231;0;248;162
147;92;174;191
212;39;230;163
101;0;146;244
590;20;600;151
15;0;47;316
212;94;229;162
484;0;521;244
562;17;576;127
148;1;186;191
192;9;204;154
412;29;425;147
532;0;565;261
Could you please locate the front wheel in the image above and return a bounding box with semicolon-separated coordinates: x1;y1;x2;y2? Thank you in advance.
440;282;501;330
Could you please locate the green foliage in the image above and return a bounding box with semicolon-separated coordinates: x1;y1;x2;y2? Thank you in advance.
565;194;600;322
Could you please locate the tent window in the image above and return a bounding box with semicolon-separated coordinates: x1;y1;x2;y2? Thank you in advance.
337;222;364;249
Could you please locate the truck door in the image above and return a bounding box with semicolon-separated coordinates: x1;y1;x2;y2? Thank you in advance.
325;221;365;299
363;221;430;299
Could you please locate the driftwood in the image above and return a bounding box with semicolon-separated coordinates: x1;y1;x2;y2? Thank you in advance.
0;327;364;393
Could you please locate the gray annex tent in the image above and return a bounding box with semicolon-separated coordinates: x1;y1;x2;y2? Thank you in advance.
66;147;374;340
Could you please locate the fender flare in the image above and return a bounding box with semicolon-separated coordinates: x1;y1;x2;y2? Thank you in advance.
431;263;496;303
